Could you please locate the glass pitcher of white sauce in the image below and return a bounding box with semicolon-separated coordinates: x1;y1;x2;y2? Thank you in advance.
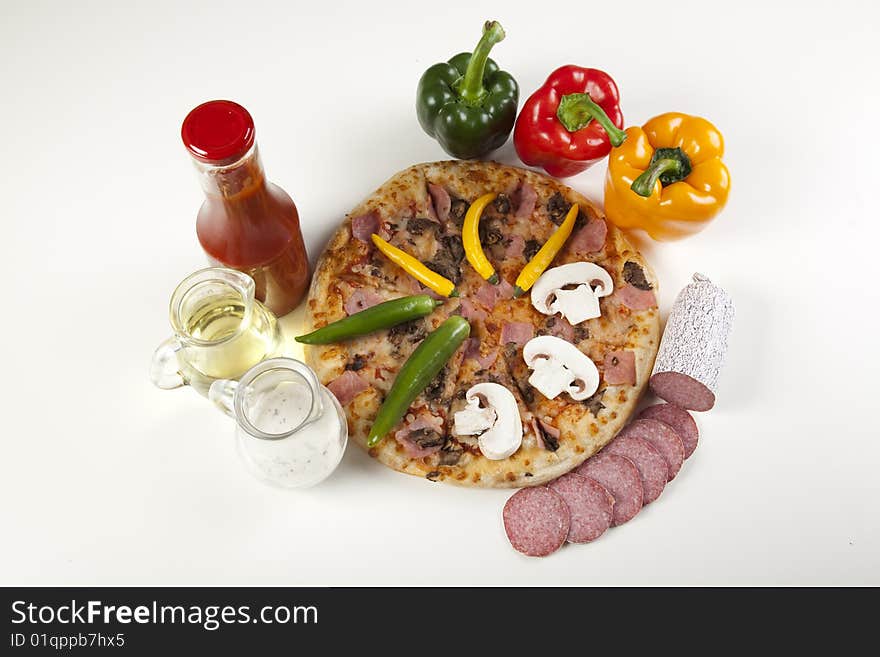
209;358;347;488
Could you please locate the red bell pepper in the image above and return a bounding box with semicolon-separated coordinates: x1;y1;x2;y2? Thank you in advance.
513;65;627;178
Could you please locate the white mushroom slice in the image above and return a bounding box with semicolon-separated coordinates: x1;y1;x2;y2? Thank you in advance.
452;401;495;436
453;382;523;460
523;335;600;401
530;262;615;324
550;286;600;325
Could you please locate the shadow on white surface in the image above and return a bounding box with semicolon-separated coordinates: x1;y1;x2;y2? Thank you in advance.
713;280;765;414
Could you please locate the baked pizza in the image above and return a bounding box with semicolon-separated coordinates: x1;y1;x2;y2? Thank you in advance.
303;161;660;488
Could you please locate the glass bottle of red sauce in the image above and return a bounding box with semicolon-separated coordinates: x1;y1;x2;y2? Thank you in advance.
181;100;309;316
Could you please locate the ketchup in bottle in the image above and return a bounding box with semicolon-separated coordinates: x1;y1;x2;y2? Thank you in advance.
182;100;309;316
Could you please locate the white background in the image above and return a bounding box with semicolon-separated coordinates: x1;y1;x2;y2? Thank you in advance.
2;0;878;585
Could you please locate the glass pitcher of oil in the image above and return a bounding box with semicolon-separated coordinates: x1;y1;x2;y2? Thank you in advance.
150;267;283;396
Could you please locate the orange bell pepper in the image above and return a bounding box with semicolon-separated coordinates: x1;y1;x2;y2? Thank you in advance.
604;112;730;241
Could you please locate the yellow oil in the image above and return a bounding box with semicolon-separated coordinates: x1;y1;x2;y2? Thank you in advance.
177;293;282;396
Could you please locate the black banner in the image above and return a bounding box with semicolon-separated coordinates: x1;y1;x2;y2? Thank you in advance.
3;588;334;652
1;587;869;652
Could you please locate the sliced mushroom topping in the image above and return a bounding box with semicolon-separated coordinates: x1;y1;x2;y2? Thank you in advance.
582;388;605;416
423;366;447;400
439;437;464;465
478;220;504;246
449;198;469;227
524;239;541;260
453;398;495;435
530;262;614;325
453;382;523;460
522;335;600;401
388;318;427;346
623;261;652;290
493;193;511;214
406;217;439;236
409;428;444;449
344;354;367;371
547;192;572;225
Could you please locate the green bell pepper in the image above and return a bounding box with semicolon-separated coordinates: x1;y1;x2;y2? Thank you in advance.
416;21;519;159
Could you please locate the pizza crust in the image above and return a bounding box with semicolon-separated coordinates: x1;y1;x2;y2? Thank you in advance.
304;161;660;489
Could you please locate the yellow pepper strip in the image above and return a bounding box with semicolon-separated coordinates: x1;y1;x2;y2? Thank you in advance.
604;112;730;241
371;234;458;297
513;203;578;297
462;193;499;284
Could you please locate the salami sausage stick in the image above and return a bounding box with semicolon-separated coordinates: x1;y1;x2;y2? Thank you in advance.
650;273;734;411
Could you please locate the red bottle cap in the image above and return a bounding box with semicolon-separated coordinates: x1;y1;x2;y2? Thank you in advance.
181;100;255;163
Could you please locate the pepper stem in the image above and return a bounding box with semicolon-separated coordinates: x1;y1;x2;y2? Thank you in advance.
556;93;627;146
630;147;693;197
458;21;505;105
631;159;680;196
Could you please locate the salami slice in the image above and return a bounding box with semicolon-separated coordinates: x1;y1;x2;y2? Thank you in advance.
548;473;614;544
649;372;716;412
576;453;643;526
619;419;685;482
650;273;734;411
638;403;699;459
503;487;570;557
604;435;667;504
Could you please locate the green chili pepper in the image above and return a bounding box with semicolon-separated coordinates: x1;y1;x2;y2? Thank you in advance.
416;20;519;159
367;315;470;447
295;295;441;345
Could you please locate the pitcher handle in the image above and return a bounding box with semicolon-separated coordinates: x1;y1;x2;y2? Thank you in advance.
150;336;186;390
283;359;325;425
209;379;239;417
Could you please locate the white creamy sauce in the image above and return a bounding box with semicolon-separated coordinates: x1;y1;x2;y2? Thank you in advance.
237;382;346;488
